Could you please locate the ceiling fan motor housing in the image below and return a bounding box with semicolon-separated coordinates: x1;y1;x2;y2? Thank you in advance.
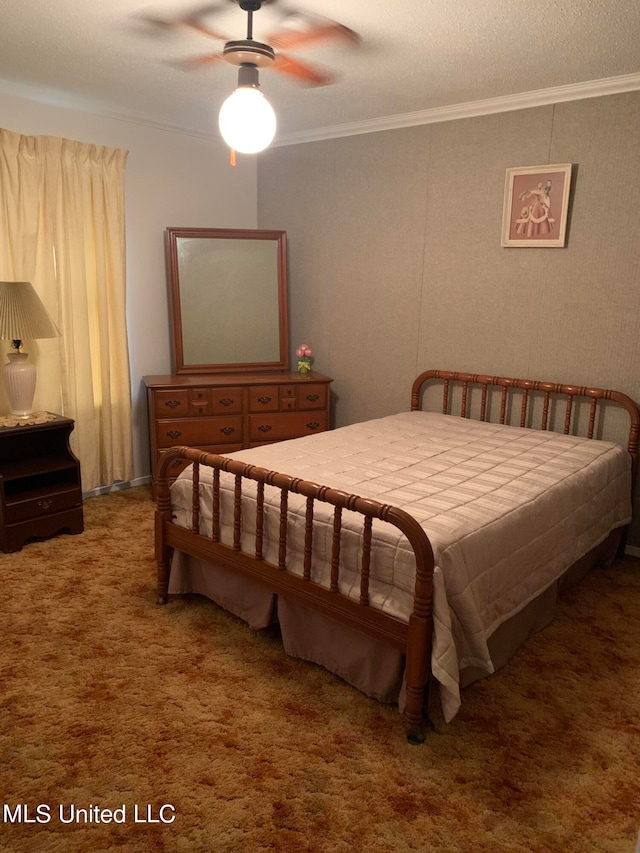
223;39;276;67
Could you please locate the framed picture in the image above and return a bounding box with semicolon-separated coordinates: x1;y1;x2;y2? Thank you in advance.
501;163;573;247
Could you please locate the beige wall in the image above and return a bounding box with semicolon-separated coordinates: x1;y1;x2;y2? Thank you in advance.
257;91;640;545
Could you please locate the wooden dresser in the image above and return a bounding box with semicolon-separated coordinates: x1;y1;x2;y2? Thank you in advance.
143;372;333;495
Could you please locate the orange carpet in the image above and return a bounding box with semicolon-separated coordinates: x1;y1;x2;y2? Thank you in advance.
1;487;639;852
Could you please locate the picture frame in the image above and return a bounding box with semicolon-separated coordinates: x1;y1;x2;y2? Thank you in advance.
501;163;573;248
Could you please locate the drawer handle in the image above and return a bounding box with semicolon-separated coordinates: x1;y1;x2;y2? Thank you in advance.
257;396;272;404
164;400;181;409
257;424;272;433
167;430;182;439
170;459;183;469
220;426;236;435
37;499;53;510
219;398;235;407
307;422;320;430
305;394;320;402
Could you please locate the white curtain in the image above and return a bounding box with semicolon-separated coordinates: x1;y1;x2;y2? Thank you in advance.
0;127;133;490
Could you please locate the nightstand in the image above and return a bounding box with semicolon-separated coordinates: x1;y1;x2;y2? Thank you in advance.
0;414;84;552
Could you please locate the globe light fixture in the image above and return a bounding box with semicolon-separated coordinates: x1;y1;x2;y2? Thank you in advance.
218;65;276;154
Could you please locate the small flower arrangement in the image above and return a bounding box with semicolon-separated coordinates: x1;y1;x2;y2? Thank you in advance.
295;343;313;375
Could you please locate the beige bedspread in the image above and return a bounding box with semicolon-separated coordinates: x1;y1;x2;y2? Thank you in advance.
170;412;632;720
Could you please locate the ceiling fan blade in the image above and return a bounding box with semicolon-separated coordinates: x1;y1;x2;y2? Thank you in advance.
182;4;231;40
273;53;334;87
173;52;226;70
267;17;360;52
180;20;229;40
134;13;183;34
135;3;230;40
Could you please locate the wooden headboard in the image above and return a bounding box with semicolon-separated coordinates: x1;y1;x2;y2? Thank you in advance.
411;369;640;487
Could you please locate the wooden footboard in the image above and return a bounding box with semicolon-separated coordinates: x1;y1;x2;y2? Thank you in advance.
154;447;436;743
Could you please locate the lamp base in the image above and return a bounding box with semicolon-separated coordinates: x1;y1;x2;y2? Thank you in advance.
4;352;36;418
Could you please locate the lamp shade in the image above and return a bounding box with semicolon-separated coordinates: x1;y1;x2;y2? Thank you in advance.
0;281;59;342
218;86;277;154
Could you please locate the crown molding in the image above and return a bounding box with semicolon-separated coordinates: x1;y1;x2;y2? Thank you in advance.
272;72;640;147
0;77;219;142
2;72;640;147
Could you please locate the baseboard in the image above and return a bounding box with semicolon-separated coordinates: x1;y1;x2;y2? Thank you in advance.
625;544;640;558
83;475;151;500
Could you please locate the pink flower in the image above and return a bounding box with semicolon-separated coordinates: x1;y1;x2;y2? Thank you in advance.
295;344;312;357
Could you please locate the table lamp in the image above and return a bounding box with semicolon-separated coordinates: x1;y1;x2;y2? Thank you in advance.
0;281;59;418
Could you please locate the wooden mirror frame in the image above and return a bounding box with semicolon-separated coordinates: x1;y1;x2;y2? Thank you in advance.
165;227;290;374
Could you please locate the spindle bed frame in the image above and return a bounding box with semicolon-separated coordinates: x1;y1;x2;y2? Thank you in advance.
154;370;640;742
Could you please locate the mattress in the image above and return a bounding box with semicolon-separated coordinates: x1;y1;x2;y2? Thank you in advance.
170;411;632;720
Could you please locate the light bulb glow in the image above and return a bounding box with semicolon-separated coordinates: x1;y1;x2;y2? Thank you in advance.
218;87;276;154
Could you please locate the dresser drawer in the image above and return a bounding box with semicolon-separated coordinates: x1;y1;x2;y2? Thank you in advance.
188;388;210;417
188;387;244;415
249;386;279;412
156;417;243;448
250;383;328;412
210;388;243;414
4;487;81;524
279;385;297;411
249;412;328;442
297;384;328;410
154;390;190;418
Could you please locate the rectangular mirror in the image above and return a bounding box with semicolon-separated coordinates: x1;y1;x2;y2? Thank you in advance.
165;227;290;374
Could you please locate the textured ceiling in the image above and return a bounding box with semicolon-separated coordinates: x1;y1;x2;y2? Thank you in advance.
1;0;639;144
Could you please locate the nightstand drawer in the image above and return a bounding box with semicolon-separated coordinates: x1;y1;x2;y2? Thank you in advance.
4;487;81;524
156;417;243;448
249;412;328;442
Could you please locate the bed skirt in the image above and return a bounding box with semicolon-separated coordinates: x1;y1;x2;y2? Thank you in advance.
167;528;622;722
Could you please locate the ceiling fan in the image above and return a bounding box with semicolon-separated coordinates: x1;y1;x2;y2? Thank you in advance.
144;0;361;87
140;1;360;155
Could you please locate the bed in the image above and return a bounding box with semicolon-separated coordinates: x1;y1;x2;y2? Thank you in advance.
154;370;639;742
